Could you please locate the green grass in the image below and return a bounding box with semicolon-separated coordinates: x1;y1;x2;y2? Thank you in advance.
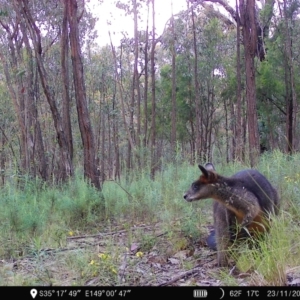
0;150;300;285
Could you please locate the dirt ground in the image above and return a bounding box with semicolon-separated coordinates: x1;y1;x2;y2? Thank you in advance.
1;223;300;286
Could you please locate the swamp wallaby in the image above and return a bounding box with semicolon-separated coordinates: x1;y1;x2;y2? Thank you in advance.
183;163;279;267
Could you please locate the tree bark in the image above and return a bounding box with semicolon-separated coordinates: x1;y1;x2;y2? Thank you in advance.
133;0;141;167
170;9;177;152
143;2;150;169
109;32;136;160
150;0;157;179
240;0;260;166
66;0;100;189
280;0;297;153
235;0;243;161
61;1;74;161
191;6;202;161
20;19;48;180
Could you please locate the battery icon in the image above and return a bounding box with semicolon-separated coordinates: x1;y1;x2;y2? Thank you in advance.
193;289;208;298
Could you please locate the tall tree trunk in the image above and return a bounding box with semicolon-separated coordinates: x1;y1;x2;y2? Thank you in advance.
61;2;74;161
150;0;157;179
101;97;105;184
107;103;112;179
224;98;230;163
239;0;260;166
143;14;149;154
133;0;141;168
21;20;48;180
109;31;135;165
143;2;150;157
230;99;236;161
170;4;177;152
112;81;120;181
66;0;100;189
0;128;5;185
186;0;195;164
280;0;297;153
235;0;243;161
191;6;201;161
242;103;247;161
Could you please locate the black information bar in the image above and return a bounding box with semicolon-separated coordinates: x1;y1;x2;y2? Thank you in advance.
1;286;300;299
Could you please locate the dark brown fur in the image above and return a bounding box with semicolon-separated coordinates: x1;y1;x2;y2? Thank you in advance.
183;163;279;266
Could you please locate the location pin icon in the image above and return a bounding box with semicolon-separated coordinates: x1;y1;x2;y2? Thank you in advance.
30;289;38;299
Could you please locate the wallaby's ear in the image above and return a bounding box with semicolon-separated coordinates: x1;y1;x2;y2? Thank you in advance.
198;164;209;178
204;162;215;171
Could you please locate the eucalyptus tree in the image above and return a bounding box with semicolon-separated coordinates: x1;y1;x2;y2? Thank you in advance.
0;0;49;180
0;0;100;187
158;6;233;162
190;0;275;166
191;4;202;161
278;0;299;153
256;0;300;152
114;0;153;171
84;44;121;181
0;64;17;184
65;0;100;189
149;0;157;178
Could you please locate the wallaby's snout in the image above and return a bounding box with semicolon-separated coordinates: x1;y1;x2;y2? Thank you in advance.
183;192;192;202
183;181;201;202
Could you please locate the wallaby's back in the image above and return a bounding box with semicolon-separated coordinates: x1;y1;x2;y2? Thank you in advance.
231;169;279;215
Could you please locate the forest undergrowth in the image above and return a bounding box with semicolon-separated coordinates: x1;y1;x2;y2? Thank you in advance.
1;150;300;286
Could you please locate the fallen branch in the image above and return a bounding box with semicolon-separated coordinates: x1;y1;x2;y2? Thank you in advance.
67;224;157;240
158;268;201;286
157;260;214;286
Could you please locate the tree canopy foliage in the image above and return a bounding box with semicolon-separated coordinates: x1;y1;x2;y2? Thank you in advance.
0;0;300;186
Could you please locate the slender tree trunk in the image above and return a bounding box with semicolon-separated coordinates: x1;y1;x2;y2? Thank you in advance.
235;0;243;161
224;98;229;163
109;32;136;160
150;0;157;179
0;126;6;185
107;106;112;179
191;6;201;161
143;9;149;152
133;0;141;167
206;80;214;162
242;104;247;161
21;20;48;180
280;0;297;153
101;97;105;184
230;99;236;161
112;81;120;181
170;4;177;152
61;2;74;161
239;0;260;166
67;0;100;188
184;1;194;164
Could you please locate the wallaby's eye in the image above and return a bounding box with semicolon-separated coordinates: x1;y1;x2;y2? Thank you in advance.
192;182;199;191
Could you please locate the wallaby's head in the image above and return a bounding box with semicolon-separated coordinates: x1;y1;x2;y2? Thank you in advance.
183;163;218;202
